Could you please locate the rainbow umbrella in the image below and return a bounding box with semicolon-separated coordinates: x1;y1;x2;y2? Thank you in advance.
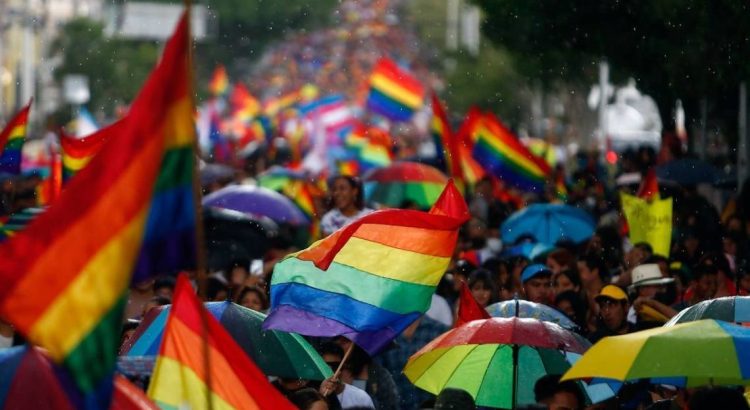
486;300;577;330
404;317;612;409
665;296;750;326
0;345;156;409
121;301;332;381
563;319;750;388
364;161;449;209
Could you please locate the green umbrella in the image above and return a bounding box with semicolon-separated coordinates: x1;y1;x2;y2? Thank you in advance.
121;301;332;381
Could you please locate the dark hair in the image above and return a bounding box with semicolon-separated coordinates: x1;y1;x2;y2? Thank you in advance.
579;252;609;280
468;269;495;291
645;254;668;266
554;290;587;329
688;386;750;410
228;258;250;273
554;268;581;289
153;276;176;293
289;388;327;410
318;341;344;359
533;374;584;407
547;248;575;270
699;252;732;277
692;263;718;281
434;387;476;410
235;286;269;311
633;242;653;255
453;259;478;278
148;296;171;306
206;277;228;301
331;175;364;210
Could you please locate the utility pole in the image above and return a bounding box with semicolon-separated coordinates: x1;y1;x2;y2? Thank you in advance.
597;60;609;150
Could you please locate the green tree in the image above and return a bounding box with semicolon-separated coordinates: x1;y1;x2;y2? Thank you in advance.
52;18;159;116
475;0;750;142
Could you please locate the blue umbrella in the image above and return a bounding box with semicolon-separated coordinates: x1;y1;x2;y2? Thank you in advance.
501;242;554;261
486;300;577;331
501;204;595;245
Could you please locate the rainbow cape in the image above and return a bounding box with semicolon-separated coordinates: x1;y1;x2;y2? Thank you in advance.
208;64;229;96
263;181;468;354
471;113;551;192
0;12;196;408
0;100;31;175
431;93;464;188
365;58;424;122
148;275;294;410
60;120;122;180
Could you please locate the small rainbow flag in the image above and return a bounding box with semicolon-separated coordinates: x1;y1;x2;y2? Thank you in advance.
0;100;31;175
555;169;568;202
208;64;229;96
344;123;392;171
60;121;122;180
263;181;469;354
0;13;196;408
230;82;260;122
263;90;299;117
431;94;464;188
471;113;551;192
148;275;294;409
365;58;424;122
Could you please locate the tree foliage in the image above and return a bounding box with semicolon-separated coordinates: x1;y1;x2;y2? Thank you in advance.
475;0;750;139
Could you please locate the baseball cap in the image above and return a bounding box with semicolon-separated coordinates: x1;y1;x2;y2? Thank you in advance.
521;264;553;284
595;285;628;302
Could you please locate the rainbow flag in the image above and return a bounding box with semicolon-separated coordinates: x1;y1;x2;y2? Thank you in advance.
555;170;568;202
263;90;299;117
431;94;464;187
337;159;360;176
365;58;424;122
37;150;62;206
344;123;392;171
148;275;294;409
263;181;469;354
208;64;229;96
0;13;196;408
0;100;31;175
60;121;122;180
471;114;551;192
230;82;260;122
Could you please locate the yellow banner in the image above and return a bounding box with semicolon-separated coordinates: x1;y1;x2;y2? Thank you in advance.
621;193;673;257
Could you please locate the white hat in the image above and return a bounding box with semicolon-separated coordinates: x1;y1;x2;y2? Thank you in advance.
630;263;674;289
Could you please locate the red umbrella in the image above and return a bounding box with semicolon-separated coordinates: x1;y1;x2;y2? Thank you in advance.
363;161;449;208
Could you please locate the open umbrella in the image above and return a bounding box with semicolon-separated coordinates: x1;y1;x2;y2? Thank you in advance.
500;242;554;261
655;158;719;185
486;300;577;330
666;296;750;326
203;184;309;226
122;301;332;381
563;319;750;388
0;345;156;410
203;207;278;271
363;161;448;209
404;317;611;409
501;204;595;245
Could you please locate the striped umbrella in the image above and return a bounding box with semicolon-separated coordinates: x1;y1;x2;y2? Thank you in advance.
121;301;332;381
563;319;750;388
665;296;750;326
364;161;449;209
404;317;612;409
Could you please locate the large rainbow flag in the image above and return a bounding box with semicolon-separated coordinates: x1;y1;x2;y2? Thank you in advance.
60;120;123;180
264;181;469;354
431;93;464;187
365;58;424;122
0;100;31;174
0;12;196;408
148;275;294;410
471;113;551;192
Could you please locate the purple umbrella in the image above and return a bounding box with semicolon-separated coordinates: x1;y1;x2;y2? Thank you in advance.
203;185;309;226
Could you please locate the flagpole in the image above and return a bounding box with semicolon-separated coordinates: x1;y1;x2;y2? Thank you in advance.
323;342;355;396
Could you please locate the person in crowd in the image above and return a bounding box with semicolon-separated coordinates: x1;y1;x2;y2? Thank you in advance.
675;264;718;309
140;295;170;318
321;176;373;236
318;342;375;409
236;286;269;312
627;264;677;329
521;264;553;305
468;269;496;308
206;276;230;302
153;276;176;301
378;316;448;409
333;337;400;410
687;386;750;410
698;253;735;298
553;268;581;296
554;290;588;332
434;388;476;410
546;248;576;275
589;285;634;343
534;374;584;410
577;253;609;332
290;388;330;410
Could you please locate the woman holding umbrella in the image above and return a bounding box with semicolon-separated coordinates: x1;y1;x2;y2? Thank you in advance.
321;176;373;236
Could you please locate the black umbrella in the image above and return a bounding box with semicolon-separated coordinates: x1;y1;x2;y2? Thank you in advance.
655;158;719;185
203;207;278;271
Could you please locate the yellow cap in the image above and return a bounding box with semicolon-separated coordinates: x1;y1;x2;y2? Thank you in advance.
595;285;628;302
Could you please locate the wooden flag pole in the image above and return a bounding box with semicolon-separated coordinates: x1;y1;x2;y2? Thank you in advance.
323;342;355;396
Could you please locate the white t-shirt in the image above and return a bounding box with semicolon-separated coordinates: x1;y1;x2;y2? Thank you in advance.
426;293;453;327
337;383;375;409
320;208;374;236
